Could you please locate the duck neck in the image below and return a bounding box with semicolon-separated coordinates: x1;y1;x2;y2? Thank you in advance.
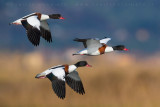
40;14;49;20
105;46;114;53
68;65;77;73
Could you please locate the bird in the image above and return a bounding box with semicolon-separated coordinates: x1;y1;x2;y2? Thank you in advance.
35;61;92;99
10;12;64;46
73;37;128;56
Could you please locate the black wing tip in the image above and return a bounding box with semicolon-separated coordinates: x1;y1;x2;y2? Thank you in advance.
29;39;40;46
43;36;53;43
51;79;66;100
32;43;39;46
78;91;85;95
46;38;52;43
75;87;85;95
43;38;52;43
52;87;66;100
53;91;65;99
73;38;80;41
50;38;53;42
58;96;65;99
65;76;85;95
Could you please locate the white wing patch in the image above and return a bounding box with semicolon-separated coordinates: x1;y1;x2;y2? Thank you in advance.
51;68;65;81
43;65;65;81
27;16;40;30
100;38;111;44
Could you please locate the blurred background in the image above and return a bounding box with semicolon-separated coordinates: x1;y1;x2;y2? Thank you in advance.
0;0;160;107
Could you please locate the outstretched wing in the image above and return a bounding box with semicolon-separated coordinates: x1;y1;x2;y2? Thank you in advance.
46;73;66;99
40;20;52;42
65;71;85;95
74;38;102;53
21;19;41;46
100;37;111;44
86;39;102;53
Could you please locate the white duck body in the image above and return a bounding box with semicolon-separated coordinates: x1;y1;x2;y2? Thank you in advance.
77;47;113;56
76;48;88;55
73;37;114;56
76;49;100;56
40;65;77;81
11;13;50;25
89;50;100;55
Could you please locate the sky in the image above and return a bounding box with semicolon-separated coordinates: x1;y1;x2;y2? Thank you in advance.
0;0;160;55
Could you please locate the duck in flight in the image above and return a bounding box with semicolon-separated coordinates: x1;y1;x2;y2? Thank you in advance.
10;13;64;46
35;61;92;99
73;37;128;56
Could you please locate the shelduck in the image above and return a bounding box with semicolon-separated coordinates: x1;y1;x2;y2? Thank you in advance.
10;12;64;46
73;37;128;56
35;61;92;99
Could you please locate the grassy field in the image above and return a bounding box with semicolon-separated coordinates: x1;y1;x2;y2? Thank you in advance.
0;51;160;107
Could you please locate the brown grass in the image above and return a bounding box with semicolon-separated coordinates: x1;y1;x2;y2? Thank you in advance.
1;51;160;107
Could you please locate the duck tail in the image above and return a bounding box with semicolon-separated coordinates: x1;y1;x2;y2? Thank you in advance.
72;53;80;56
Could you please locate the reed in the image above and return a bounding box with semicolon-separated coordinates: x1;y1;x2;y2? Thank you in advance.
0;51;160;107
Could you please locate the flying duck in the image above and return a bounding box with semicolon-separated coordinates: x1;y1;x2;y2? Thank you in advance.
35;61;92;99
10;13;64;46
73;37;128;56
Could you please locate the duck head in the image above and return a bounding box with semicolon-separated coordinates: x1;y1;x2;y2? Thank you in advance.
49;14;65;19
113;45;128;51
74;61;92;67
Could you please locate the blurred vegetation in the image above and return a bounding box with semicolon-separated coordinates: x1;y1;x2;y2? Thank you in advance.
0;51;160;107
